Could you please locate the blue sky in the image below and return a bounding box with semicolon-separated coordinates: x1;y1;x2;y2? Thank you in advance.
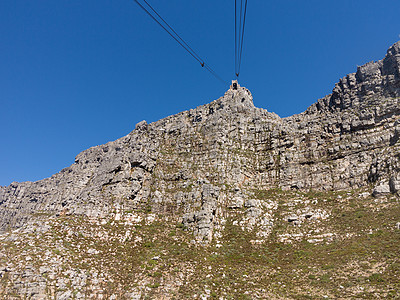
1;0;400;186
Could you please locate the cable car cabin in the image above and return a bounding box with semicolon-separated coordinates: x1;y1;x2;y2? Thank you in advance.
231;80;239;90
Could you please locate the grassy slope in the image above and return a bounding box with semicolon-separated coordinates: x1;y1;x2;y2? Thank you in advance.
1;189;400;299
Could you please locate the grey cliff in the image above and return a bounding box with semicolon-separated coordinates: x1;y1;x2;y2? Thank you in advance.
1;41;400;243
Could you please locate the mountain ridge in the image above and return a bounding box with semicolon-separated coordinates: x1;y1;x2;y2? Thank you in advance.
1;41;400;299
1;41;400;236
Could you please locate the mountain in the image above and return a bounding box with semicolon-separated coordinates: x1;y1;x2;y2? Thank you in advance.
1;41;400;299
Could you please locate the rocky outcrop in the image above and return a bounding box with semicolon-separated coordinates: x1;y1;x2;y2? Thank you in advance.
1;41;400;244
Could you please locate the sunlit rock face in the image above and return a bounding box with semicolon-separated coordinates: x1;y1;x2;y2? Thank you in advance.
1;42;400;300
0;41;400;244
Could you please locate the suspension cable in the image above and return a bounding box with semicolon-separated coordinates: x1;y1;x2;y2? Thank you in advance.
235;0;248;78
142;0;203;64
133;0;226;84
235;0;237;77
237;0;248;77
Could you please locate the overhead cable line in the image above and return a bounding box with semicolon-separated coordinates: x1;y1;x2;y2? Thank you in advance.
141;0;203;64
133;0;226;84
238;0;248;76
235;0;248;78
204;64;225;84
235;0;237;77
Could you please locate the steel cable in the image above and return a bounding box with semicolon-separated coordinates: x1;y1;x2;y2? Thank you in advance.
235;0;248;78
133;0;226;84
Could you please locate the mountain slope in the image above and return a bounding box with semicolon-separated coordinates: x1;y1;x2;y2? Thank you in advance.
1;41;400;299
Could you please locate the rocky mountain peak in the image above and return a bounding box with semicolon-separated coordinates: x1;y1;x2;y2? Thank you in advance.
208;79;256;114
383;40;400;77
302;41;400;115
225;80;254;107
387;40;400;57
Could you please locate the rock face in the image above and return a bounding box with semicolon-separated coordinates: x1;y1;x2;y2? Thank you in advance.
1;41;400;244
1;41;400;300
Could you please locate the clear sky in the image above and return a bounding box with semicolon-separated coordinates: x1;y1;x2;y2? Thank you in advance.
1;0;400;186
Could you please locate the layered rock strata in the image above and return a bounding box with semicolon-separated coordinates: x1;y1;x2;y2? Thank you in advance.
1;41;400;243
